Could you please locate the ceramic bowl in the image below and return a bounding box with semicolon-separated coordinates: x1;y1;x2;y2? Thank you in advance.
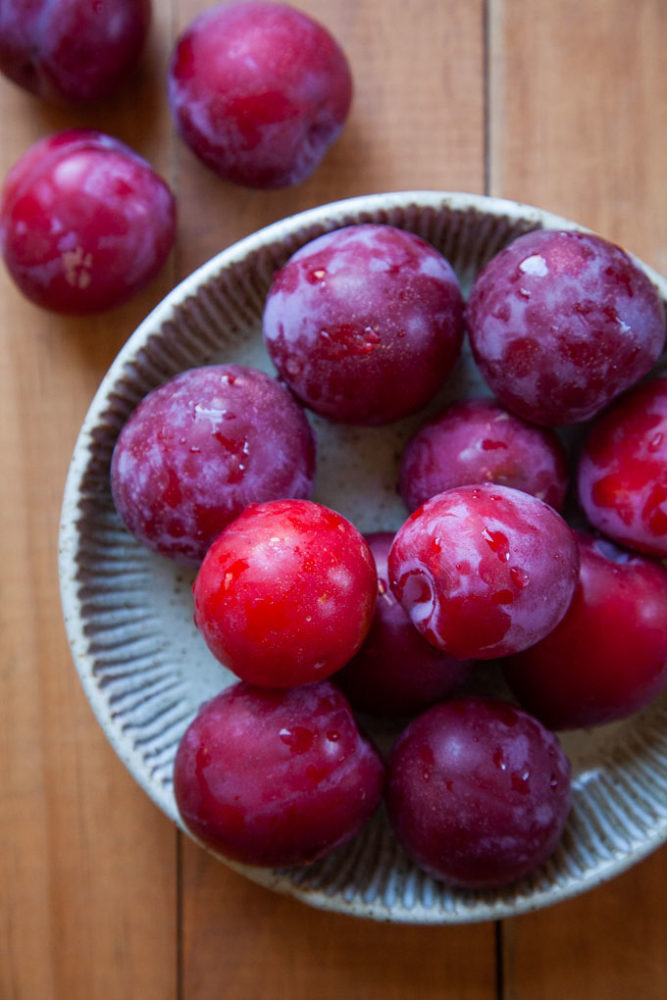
59;191;667;923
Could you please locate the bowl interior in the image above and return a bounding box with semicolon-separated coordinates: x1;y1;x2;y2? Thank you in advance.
59;191;667;923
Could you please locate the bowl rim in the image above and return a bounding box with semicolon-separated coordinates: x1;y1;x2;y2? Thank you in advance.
58;189;667;924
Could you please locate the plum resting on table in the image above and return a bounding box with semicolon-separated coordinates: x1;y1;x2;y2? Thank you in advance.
263;224;465;424
466;229;665;426
385;697;572;888
335;532;474;717
0;0;151;104
173;681;385;868
193;499;378;688
577;376;667;558
167;0;352;189
0;129;176;314
399;396;569;513
503;533;667;730
388;483;580;660
111;365;316;566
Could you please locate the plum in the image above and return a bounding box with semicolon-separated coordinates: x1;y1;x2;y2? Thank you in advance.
167;0;352;188
466;229;665;425
111;364;316;566
263;224;465;424
388;483;579;660
577;376;667;558
193;498;377;688
0;0;151;104
385;697;571;888
335;532;473;717
399;397;569;513
0;129;176;314
174;681;385;868
503;533;667;729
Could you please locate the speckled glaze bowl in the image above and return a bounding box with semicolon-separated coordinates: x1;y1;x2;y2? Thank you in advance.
59;191;667;923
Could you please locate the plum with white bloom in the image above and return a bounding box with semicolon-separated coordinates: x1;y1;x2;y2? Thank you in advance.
466;229;665;425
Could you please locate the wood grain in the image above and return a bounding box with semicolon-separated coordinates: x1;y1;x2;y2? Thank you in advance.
181;844;497;1000
489;0;667;270
502;851;667;1000
0;12;180;1000
489;1;667;994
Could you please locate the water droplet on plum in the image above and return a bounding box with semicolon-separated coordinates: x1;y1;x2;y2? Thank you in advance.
279;726;315;754
510;566;530;589
482;527;510;561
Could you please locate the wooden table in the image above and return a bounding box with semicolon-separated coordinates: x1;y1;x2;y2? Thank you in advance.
2;2;666;997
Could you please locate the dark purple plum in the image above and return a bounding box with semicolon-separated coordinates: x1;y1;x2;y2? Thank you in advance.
174;681;385;868
167;1;352;189
263;224;465;424
503;533;667;730
335;532;473;717
399;397;569;513
577;377;667;558
111;365;316;566
466;229;665;425
0;0;151;104
385;697;571;888
388;484;579;660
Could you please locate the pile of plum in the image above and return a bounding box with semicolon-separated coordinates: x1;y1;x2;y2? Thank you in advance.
111;221;667;889
2;0;665;892
0;1;353;313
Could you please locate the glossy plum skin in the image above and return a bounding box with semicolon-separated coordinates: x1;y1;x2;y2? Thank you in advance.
399;397;569;513
111;365;315;566
0;129;176;314
577;377;667;558
167;1;352;189
466;229;665;426
0;0;151;104
388;484;579;661
503;533;667;730
263;224;465;424
174;681;385;868
385;698;571;888
193;499;377;688
335;533;473;717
